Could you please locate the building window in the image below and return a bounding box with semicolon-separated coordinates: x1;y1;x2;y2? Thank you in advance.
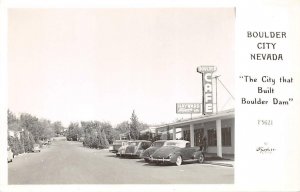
183;130;190;141
222;127;231;146
207;129;217;146
194;128;204;147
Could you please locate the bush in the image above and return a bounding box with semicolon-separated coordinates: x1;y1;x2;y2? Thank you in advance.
8;136;23;155
82;121;109;149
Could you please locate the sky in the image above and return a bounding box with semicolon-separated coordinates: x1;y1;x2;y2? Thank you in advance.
8;8;235;127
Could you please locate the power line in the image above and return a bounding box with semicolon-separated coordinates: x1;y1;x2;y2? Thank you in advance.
217;78;235;100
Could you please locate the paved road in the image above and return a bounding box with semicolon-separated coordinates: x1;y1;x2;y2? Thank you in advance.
8;140;233;184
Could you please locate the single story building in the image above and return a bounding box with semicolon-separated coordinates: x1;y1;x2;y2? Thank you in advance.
154;109;234;158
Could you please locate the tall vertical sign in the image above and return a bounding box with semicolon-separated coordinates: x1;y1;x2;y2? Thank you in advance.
197;66;217;115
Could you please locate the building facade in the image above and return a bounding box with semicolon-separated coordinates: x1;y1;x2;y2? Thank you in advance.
154;109;234;157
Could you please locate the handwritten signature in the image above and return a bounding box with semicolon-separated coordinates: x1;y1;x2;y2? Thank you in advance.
256;143;276;154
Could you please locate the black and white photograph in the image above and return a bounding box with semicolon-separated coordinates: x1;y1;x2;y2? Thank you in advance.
6;8;235;184
1;1;300;192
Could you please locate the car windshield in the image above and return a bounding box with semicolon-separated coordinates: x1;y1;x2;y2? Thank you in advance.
121;141;128;146
165;141;187;148
129;142;139;146
151;141;165;147
113;141;122;145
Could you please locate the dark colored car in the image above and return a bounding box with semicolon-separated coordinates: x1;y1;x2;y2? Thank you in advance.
149;140;205;166
124;140;152;158
142;140;168;162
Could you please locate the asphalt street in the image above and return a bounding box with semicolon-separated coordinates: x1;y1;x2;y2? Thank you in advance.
8;139;234;184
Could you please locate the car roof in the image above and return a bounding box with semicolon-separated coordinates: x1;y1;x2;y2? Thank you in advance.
129;140;151;143
165;140;190;144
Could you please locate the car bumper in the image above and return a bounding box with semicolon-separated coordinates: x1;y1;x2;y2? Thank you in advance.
109;150;118;153
124;153;138;156
150;158;171;163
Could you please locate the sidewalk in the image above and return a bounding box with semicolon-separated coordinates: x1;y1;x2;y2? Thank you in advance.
204;153;234;167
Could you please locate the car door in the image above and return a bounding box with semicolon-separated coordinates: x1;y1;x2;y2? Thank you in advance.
181;143;193;160
188;146;201;159
182;144;200;160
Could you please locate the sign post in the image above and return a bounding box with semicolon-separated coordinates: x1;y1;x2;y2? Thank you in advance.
197;66;217;115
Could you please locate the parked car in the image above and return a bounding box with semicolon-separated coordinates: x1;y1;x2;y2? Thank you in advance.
7;147;14;163
32;144;41;153
142;140;168;162
117;140;131;157
149;140;205;166
109;140;128;154
41;142;48;148
124;140;152;158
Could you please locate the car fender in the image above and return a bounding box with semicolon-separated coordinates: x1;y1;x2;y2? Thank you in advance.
170;152;181;163
136;150;143;158
193;151;205;159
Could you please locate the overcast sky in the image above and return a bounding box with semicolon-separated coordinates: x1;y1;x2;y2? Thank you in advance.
8;8;235;126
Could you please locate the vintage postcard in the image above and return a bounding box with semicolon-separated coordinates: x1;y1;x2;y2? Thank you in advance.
0;0;299;192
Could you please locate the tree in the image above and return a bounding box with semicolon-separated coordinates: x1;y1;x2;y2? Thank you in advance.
129;110;140;140
81;121;109;149
67;122;83;141
52;121;64;135
20;113;40;142
23;130;35;153
100;122;114;144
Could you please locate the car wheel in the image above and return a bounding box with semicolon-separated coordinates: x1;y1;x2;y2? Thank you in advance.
144;158;150;163
175;156;182;166
198;153;205;164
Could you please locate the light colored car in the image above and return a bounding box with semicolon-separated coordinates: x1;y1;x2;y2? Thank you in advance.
7;147;14;163
110;140;128;154
124;140;152;158
117;140;132;157
32;144;41;153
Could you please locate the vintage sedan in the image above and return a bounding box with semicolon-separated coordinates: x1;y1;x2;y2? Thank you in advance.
117;140;132;157
142;140;168;162
110;140;128;154
32;144;41;153
149;140;205;166
124;140;152;158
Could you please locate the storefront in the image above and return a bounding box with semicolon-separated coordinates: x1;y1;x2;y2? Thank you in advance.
154;109;234;157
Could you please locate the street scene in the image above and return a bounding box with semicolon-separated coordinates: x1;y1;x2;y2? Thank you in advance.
9;138;233;184
8;8;235;185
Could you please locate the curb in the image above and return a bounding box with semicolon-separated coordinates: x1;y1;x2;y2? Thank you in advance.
205;161;234;167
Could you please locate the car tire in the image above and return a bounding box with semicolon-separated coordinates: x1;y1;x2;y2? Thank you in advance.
198;153;205;164
144;158;150;163
175;156;182;166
